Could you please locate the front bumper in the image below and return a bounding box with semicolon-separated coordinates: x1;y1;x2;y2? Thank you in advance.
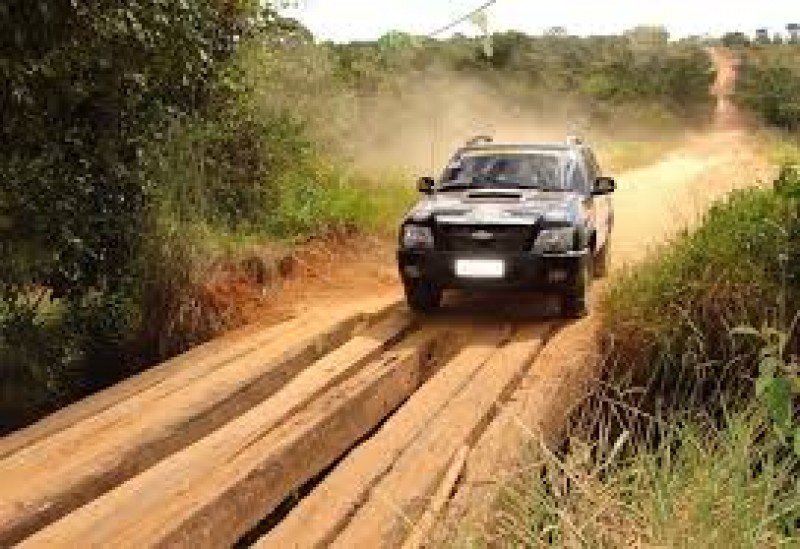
397;248;588;291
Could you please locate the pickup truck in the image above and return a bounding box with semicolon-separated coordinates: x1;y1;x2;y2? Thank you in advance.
397;136;615;317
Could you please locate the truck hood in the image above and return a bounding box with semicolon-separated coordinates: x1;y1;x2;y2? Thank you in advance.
405;188;583;226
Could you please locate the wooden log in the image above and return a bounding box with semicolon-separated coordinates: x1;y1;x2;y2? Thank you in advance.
259;325;511;548
330;324;552;548
400;445;468;549
0;315;308;460
0;299;399;545
443;316;601;531
21;330;439;548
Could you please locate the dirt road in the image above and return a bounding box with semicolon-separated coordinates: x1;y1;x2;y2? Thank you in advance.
0;49;773;548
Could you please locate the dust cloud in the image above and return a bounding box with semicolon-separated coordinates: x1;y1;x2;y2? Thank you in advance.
325;69;687;177
333;72;592;176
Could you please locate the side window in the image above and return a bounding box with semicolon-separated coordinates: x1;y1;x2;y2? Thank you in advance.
569;160;590;193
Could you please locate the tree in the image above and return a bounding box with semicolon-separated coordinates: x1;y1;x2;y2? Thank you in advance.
788;24;800;44
545;26;568;37
0;1;268;301
722;31;751;47
377;31;416;51
625;25;670;49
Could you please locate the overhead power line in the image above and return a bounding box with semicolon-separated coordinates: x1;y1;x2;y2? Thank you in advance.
426;0;499;38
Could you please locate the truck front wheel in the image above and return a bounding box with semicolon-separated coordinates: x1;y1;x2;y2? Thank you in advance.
561;256;591;318
404;280;442;313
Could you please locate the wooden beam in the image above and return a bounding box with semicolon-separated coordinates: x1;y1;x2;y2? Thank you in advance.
21;330;439;548
260;325;511;548
0;299;399;545
330;324;551;548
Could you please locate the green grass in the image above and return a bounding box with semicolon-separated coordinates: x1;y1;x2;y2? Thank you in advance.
600;181;795;413
266;163;416;238
482;408;800;548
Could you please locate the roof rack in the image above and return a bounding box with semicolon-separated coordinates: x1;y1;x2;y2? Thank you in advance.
465;135;493;146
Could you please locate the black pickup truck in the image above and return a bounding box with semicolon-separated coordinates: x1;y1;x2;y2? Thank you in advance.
397;137;616;318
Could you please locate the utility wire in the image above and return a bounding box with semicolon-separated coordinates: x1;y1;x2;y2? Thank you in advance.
426;0;499;38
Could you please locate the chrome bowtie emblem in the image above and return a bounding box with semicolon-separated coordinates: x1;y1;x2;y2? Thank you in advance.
471;230;494;240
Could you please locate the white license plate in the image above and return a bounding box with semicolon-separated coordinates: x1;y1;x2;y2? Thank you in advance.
454;259;505;278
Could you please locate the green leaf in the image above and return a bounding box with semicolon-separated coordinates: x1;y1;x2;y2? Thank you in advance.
764;377;793;430
755;374;774;397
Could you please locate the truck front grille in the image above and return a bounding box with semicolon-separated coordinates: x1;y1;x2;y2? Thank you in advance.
437;225;533;253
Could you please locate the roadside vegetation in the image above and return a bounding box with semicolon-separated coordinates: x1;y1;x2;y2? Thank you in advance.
472;161;800;549
474;36;800;547
736;38;800;133
1;3;715;433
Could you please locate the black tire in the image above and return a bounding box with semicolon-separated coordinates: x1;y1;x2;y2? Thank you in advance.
404;280;443;313
593;239;610;278
561;256;591;318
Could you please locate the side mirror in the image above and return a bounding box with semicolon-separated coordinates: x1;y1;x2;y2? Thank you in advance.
592;176;616;196
417;176;435;194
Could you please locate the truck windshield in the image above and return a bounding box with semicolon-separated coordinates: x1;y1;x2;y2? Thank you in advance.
440;152;565;191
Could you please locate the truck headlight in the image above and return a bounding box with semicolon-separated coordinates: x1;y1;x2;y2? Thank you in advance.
402;225;434;249
532;227;576;254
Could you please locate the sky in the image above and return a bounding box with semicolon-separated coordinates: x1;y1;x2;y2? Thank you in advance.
279;0;798;42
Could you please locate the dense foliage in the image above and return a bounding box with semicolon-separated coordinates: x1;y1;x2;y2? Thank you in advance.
737;44;800;132
0;0;266;301
327;29;714;129
602;167;799;415
0;0;269;429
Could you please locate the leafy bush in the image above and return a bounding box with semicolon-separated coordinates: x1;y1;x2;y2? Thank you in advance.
0;0;270;431
737;45;800;132
0;290;138;431
146;109;313;231
601;167;799;414
0;0;266;301
739;66;800;131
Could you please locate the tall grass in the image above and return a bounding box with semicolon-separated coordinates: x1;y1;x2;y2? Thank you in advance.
459;167;800;548
601;179;797;416
490;407;799;548
135;116;417;358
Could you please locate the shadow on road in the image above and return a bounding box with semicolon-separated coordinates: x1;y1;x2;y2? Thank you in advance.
429;290;564;324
